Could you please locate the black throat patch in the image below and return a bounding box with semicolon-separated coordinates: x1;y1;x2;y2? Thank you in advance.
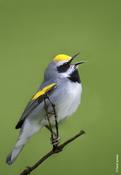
68;69;81;83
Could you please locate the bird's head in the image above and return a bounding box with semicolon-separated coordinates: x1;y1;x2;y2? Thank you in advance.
44;53;86;82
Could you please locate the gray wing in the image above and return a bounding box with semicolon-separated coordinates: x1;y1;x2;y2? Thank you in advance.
15;79;57;129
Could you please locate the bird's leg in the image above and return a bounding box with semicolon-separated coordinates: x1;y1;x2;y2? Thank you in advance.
46;95;60;148
44;97;54;143
45;125;57;137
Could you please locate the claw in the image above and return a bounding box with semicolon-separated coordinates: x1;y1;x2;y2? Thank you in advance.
51;137;60;146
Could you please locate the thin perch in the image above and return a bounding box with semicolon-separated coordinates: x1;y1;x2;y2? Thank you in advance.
19;130;85;175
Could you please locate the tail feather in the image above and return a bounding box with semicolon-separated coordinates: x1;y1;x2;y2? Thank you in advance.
6;119;41;165
6;145;24;165
6;137;27;165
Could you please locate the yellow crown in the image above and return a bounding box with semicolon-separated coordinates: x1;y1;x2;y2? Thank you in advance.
53;54;71;62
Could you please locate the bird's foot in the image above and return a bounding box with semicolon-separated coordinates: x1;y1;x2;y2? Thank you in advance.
51;136;60;147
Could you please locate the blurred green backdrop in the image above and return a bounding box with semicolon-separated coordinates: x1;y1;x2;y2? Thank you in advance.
0;0;121;175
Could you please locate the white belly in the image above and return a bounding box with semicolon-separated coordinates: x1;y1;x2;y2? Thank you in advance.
37;81;82;127
56;82;82;122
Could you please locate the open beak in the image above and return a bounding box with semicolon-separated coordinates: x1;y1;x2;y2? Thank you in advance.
68;52;80;64
74;60;87;66
71;52;80;60
68;52;87;66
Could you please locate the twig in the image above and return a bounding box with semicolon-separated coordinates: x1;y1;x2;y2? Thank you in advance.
19;130;85;175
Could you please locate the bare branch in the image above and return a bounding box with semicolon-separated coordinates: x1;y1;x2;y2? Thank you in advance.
19;130;85;175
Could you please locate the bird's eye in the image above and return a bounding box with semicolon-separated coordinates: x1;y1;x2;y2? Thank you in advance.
57;63;70;73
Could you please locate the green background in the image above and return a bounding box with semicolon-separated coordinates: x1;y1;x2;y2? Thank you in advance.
0;0;121;174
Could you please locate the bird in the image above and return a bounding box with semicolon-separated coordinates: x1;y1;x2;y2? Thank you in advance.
6;53;85;165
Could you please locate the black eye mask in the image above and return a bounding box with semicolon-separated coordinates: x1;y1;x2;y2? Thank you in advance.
57;63;70;73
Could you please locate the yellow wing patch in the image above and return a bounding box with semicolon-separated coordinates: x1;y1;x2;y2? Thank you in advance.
54;54;71;62
32;83;56;100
